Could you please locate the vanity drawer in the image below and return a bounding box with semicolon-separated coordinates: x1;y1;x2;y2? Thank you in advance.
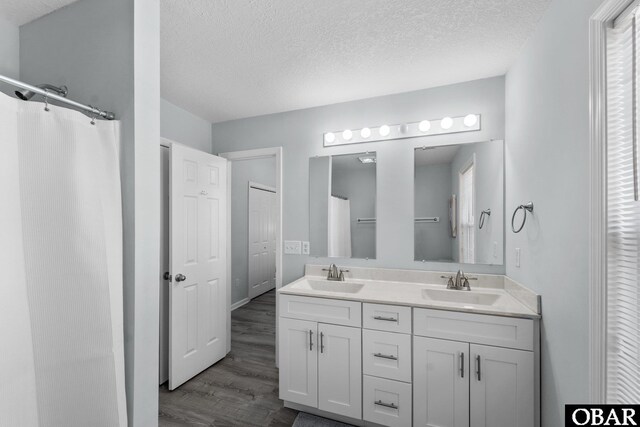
363;303;411;334
363;375;412;427
279;294;361;327
363;330;411;382
413;308;534;351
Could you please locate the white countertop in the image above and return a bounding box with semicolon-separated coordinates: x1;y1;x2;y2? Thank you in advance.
278;274;541;319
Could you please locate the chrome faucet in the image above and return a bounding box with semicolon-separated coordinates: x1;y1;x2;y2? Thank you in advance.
323;264;349;281
442;269;474;290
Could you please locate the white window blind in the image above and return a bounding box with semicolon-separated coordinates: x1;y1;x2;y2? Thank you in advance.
606;3;640;404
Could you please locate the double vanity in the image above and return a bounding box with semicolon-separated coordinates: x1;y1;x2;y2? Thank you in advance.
277;265;541;427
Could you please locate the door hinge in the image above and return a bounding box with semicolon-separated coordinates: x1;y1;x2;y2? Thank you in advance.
163;272;172;282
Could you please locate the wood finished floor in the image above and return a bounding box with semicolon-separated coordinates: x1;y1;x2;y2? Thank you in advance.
159;290;298;426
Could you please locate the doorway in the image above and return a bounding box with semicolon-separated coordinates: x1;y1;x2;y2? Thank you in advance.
219;148;283;310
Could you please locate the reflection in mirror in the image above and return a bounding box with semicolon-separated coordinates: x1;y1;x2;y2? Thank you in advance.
309;152;376;259
414;140;503;265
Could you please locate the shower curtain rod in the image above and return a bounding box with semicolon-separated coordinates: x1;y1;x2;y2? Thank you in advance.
0;74;115;120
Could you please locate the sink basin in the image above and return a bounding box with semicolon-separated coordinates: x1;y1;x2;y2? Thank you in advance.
422;289;500;306
301;279;364;294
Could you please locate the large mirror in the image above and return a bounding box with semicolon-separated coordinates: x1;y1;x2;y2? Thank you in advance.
414;140;504;265
309;152;376;259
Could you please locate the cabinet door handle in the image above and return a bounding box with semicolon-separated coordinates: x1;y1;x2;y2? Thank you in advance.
460;352;465;378
375;400;398;410
309;330;313;351
374;352;398;361
320;332;325;353
373;315;398;322
476;355;482;381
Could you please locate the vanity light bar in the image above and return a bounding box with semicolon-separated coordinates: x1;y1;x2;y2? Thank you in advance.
323;114;481;147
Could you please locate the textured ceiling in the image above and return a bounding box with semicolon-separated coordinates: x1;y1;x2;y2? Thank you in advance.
161;0;551;123
0;0;80;25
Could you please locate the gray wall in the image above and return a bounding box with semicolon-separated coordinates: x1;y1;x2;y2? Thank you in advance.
20;0;161;425
331;156;376;259
309;156;331;256
505;0;604;425
161;98;212;152
450;140;504;264
212;76;506;285
230;157;276;304
414;163;453;261
0;16;19;95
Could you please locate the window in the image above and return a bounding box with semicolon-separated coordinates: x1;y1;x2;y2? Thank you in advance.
605;2;640;403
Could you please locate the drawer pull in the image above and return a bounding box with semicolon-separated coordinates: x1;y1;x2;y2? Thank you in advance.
373;352;398;361
309;330;313;351
476;355;482;381
460;352;465;378
375;400;398;410
373;315;398;322
320;332;325;353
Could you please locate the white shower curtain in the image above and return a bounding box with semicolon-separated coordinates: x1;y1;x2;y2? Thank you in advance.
328;196;352;258
0;92;127;426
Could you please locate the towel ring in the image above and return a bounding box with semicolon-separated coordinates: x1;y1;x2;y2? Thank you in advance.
511;202;534;233
479;209;491;229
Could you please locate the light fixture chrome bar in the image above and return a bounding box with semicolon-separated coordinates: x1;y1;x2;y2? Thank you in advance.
323;114;481;147
0;74;115;120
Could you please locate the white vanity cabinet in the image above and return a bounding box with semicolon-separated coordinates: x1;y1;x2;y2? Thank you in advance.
413;308;537;427
278;283;539;427
279;295;362;419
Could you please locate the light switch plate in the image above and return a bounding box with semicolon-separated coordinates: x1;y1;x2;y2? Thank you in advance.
302;241;310;255
284;240;302;255
515;248;521;268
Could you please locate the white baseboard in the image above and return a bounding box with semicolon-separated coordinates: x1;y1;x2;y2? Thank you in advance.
230;298;250;311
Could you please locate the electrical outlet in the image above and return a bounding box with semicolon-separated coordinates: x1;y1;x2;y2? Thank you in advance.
515;248;521;268
284;240;302;255
302;241;310;255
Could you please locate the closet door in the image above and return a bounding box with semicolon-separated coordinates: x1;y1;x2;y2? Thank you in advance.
470;344;534;427
413;337;469;427
318;323;362;419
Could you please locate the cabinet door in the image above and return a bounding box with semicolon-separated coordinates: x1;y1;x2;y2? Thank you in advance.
413;337;469;427
470;344;534;427
278;317;318;407
318;323;362;419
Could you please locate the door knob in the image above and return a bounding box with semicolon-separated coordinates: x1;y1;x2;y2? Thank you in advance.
175;274;187;282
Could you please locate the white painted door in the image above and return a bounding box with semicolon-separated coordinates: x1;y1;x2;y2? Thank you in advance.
413;337;470;427
159;145;170;385
169;143;228;390
318;323;362;419
248;184;276;299
279;317;318;407
470;344;534;427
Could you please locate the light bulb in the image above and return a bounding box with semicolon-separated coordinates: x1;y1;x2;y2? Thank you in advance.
324;132;335;143
400;124;409;134
379;125;390;137
441;117;453;130
418;120;431;132
360;127;371;138
342;129;353;140
464;114;478;127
